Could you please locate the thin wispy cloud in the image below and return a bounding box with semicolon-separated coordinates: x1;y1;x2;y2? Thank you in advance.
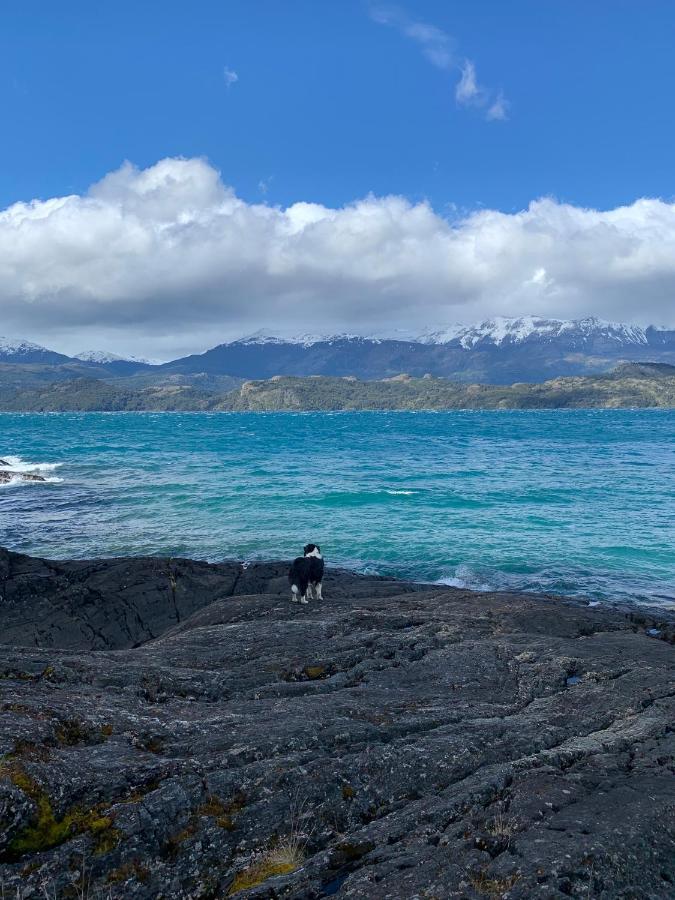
487;91;509;121
370;5;455;71
369;4;508;122
455;60;483;105
258;175;273;196
223;66;239;88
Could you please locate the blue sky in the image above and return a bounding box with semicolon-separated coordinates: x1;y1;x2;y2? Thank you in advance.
2;1;675;357
3;0;673;212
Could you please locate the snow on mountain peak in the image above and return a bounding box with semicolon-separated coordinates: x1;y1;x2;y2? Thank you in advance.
418;316;649;348
75;350;151;364
235;329;362;348
0;336;47;356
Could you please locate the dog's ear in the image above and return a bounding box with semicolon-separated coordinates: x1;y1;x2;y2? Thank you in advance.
304;543;314;555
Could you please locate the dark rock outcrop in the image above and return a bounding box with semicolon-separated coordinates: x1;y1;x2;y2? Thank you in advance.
0;548;673;897
0;471;46;484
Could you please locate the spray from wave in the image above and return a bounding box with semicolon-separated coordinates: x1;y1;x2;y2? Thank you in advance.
435;564;495;593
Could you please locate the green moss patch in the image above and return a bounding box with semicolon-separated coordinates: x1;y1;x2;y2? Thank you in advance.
0;763;121;862
197;791;246;831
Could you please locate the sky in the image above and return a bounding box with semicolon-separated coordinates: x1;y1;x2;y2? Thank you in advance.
1;0;675;359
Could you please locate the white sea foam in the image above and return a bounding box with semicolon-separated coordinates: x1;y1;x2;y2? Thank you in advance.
435;565;494;592
385;489;418;495
0;455;64;485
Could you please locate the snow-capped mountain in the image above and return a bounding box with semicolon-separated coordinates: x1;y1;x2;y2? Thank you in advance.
418;316;650;349
0;336;71;365
0;337;152;371
235;317;657;350
235;329;364;348
159;316;675;383
2;317;674;384
0;337;45;356
75;350;152;365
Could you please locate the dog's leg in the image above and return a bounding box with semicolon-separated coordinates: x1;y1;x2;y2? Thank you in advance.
291;584;300;603
306;583;313;601
300;592;309;605
315;582;323;601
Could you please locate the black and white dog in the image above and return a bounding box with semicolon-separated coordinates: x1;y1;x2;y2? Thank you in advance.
288;543;324;604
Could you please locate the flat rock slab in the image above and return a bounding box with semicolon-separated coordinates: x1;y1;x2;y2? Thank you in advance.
0;549;673;898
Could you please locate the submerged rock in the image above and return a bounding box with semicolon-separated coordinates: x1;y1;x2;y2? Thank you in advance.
0;547;673;897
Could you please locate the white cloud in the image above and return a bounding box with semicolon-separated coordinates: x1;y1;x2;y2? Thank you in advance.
1;157;674;359
370;5;507;122
370;5;455;71
455;60;483;105
486;91;509;121
223;66;238;88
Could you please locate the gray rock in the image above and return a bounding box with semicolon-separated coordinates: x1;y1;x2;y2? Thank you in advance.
0;470;46;484
0;548;673;898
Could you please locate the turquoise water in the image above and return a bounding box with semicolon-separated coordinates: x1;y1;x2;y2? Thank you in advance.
1;411;674;607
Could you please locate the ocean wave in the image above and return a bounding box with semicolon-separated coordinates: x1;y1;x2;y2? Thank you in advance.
435;564;495;593
0;455;64;485
384;489;419;495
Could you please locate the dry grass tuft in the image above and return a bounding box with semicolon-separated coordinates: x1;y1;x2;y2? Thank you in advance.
227;839;306;895
485;806;519;846
469;870;520;896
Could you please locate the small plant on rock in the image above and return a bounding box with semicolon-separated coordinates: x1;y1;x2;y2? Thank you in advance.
227;838;306;895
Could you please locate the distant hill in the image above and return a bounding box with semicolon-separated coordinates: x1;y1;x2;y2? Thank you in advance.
0;363;672;412
218;363;675;411
0;376;216;412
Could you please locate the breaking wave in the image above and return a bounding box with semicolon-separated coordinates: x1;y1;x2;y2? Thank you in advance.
0;455;63;485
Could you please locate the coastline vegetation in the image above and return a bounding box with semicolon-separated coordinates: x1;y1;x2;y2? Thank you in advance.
0;362;673;411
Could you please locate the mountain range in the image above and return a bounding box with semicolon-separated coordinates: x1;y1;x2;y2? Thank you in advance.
2;316;675;384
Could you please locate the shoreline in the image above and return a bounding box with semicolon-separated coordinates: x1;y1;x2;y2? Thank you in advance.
2;406;675;414
2;545;674;622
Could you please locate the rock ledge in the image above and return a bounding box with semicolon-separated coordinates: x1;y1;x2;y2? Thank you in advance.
0;548;673;898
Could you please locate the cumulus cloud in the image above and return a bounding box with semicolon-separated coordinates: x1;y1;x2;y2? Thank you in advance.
1;157;674;359
370;5;507;122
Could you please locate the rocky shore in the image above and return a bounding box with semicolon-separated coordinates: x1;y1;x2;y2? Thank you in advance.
0;548;673;898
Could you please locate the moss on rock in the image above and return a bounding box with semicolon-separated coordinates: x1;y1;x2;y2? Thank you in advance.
0;763;120;861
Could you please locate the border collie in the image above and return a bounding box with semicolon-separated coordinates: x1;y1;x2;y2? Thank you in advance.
288;543;324;604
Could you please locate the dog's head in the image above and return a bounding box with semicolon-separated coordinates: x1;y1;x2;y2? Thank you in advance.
304;543;322;558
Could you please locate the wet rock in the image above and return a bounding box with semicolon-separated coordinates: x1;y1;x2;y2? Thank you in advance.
0;470;46;484
0;548;673;897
